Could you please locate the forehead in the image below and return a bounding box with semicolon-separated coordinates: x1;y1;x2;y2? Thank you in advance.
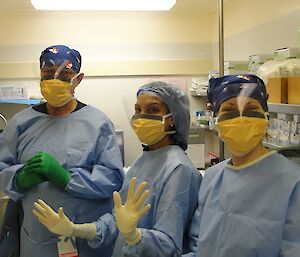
40;66;76;76
220;96;261;107
136;93;164;105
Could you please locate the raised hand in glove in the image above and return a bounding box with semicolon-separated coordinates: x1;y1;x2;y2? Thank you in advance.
25;152;70;189
16;166;47;191
33;199;96;239
113;177;151;245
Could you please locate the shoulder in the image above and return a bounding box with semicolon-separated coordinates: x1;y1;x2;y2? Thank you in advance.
8;106;42;127
79;105;115;129
266;152;300;178
203;160;228;182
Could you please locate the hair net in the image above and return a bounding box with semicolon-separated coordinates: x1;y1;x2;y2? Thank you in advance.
207;74;269;112
137;81;190;151
40;45;82;73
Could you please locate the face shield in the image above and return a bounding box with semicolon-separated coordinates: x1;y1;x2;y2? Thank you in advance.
122;93;138;123
215;83;269;123
40;61;80;107
214;85;269;157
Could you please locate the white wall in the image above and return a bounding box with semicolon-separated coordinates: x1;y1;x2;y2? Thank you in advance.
212;0;300;67
0;10;213;78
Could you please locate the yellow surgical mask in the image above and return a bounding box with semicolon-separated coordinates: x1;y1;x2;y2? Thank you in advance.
215;116;268;157
131;113;175;146
40;79;73;107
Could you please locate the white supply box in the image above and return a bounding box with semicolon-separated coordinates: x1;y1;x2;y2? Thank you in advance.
0;85;28;100
249;54;273;73
224;61;249;75
273;47;299;61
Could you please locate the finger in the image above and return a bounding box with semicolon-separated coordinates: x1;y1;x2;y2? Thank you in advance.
33;202;48;216
113;191;122;210
23;163;41;172
26;152;42;161
58;207;64;218
135;190;150;209
138;204;151;217
28;152;42;160
28;168;45;176
132;181;147;202
126;177;137;201
37;199;55;214
33;209;48;224
26;157;42;166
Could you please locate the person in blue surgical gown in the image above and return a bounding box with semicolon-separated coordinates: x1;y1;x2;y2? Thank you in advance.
0;45;124;257
33;81;202;257
183;74;300;257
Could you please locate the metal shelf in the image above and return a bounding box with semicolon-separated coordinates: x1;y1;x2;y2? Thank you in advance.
0;99;41;105
190;91;207;97
268;103;300;115
263;140;300;150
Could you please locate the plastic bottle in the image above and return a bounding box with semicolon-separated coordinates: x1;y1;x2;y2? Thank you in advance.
205;103;214;128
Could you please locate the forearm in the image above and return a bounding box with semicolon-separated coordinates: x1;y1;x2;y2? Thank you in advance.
122;228;179;257
0;164;25;200
88;213;118;249
73;223;97;240
65;167;124;199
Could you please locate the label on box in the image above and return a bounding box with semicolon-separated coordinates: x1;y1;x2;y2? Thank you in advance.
57;236;78;257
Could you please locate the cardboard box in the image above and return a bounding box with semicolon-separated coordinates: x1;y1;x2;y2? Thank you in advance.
288;77;300;104
266;77;288;104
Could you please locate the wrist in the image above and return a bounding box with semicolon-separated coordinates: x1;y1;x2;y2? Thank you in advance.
73;223;97;240
123;228;142;245
53;167;71;188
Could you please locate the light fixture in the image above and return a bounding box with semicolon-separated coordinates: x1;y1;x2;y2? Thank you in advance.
31;0;176;11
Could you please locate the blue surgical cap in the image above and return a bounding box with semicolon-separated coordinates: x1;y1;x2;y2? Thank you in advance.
207;74;269;112
137;81;190;151
40;45;82;73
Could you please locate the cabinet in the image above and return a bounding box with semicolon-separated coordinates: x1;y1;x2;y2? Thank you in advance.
0;99;41;131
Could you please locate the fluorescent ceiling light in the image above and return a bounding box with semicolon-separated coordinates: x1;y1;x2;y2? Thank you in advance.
31;0;176;11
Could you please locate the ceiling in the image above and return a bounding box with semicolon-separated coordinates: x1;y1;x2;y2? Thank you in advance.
0;0;222;12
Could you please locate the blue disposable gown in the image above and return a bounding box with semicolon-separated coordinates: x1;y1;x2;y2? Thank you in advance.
88;145;202;257
184;151;300;257
0;105;124;257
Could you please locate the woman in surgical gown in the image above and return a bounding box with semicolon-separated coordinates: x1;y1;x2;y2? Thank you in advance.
33;81;202;257
184;74;300;257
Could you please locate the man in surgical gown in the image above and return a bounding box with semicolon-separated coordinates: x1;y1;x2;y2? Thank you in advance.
183;74;300;257
33;81;202;257
0;45;124;257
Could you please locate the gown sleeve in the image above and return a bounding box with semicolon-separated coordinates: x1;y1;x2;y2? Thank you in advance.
280;181;300;257
65;120;125;199
0;118;25;200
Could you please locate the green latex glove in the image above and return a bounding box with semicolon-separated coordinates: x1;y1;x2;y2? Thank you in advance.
16;166;47;191
24;152;71;189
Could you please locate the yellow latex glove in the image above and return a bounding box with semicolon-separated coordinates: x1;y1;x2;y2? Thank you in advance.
113;177;151;245
33;199;96;239
33;199;74;236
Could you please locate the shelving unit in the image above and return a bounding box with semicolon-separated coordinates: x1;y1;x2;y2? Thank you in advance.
262;140;300;150
267;103;300;150
0;99;41;105
268;103;300;115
